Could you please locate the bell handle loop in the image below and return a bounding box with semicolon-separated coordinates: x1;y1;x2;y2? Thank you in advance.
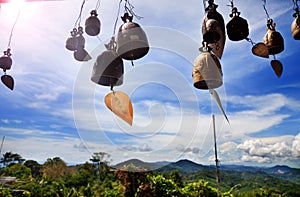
293;8;300;18
105;37;117;51
121;12;133;23
90;10;98;17
71;28;78;37
267;18;276;30
229;7;240;18
78;26;84;35
4;48;12;57
205;0;218;12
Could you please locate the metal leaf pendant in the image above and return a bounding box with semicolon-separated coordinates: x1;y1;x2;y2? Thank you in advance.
1;75;14;90
271;60;283;78
252;42;269;58
104;91;133;126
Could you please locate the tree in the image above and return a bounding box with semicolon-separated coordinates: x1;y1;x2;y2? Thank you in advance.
24;160;42;178
42;157;72;181
89;152;111;181
0;152;24;168
1;163;31;180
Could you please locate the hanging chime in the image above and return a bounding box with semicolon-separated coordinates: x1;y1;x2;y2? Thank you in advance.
291;3;300;40
91;37;124;89
116;12;149;61
260;0;284;78
192;42;223;90
202;0;225;59
226;7;249;41
263;19;284;55
85;10;101;36
73;27;92;62
65;28;78;51
0;49;14;90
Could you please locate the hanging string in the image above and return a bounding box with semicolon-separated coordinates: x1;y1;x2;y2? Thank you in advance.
262;0;270;19
293;0;299;10
293;0;299;17
124;0;143;20
74;0;86;28
228;0;234;8
7;8;22;49
95;0;101;11
113;0;123;35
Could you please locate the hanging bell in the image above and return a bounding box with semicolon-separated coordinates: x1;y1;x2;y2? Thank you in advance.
85;10;101;36
91;38;124;87
203;0;225;59
73;27;92;62
65;28;78;51
192;43;223;90
116;13;149;60
0;49;12;71
226;7;249;41
291;9;300;40
202;18;221;44
263;19;284;55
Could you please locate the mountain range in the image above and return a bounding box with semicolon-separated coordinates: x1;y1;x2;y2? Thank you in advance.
114;159;300;184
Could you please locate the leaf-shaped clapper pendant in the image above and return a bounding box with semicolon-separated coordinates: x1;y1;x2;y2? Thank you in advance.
271;60;283;78
1;74;14;90
104;91;133;126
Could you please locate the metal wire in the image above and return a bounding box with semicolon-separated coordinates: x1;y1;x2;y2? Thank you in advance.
262;0;271;19
74;0;86;28
113;0;123;35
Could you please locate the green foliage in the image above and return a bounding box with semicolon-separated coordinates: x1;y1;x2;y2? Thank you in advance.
0;153;299;197
182;180;218;197
1;163;31;180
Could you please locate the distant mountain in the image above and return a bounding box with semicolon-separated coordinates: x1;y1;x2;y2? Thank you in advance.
113;159;164;171
114;159;300;184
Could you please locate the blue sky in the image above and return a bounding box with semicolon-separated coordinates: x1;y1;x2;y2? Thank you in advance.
0;0;300;168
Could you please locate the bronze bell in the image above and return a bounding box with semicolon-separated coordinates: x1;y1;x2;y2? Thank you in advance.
291;9;300;40
202;18;221;44
116;13;149;60
91;38;124;87
192;44;223;90
203;0;225;59
226;7;249;41
65;28;78;51
0;49;12;71
205;1;225;34
85;10;101;36
263;19;284;55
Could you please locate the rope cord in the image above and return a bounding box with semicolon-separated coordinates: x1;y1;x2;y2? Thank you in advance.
7;8;22;49
95;0;101;10
113;0;123;35
74;0;86;28
124;0;143;20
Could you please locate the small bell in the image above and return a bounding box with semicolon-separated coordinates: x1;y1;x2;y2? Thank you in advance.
73;27;92;62
116;13;149;60
0;49;12;71
65;28;78;51
263;19;284;55
226;7;249;41
91;37;124;87
202;18;221;44
205;0;225;33
85;10;101;36
291;9;300;40
192;43;223;90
